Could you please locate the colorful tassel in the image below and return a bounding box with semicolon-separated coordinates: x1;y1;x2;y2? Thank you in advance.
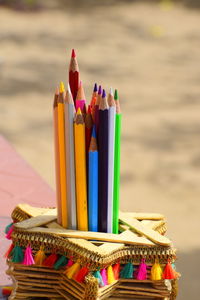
66;257;74;268
107;265;116;284
11;245;24;263
101;268;108;285
34;246;46;266
5;225;14;240
4;243;14;259
65;261;81;279
74;265;89;283
43;253;58;268
151;260;163;280
4;222;13;234
23;245;35;266
120;262;134;279
93;270;104;287
163;261;176;280
137;259;147;280
54;256;68;270
113;263;120;280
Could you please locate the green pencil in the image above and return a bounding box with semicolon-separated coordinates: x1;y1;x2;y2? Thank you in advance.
113;89;121;234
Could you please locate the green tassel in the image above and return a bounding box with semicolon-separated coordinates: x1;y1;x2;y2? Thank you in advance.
93;270;104;287
120;262;134;279
5;223;13;234
54;256;68;270
11;245;24;263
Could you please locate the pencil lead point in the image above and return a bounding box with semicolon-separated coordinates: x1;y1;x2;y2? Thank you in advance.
102;89;106;98
59;81;65;93
92;126;97;138
114;89;118;100
98;85;102;95
94;83;98;92
67;83;71;94
109;87;114;96
71;49;76;58
77;107;82;115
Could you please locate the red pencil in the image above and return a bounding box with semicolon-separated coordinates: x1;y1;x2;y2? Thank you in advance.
69;49;79;102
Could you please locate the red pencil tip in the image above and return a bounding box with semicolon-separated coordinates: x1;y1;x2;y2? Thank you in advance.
71;49;76;58
88;105;91;113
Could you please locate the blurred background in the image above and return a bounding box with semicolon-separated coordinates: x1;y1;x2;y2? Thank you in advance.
0;0;200;298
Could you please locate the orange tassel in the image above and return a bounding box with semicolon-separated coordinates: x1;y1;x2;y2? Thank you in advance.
163;261;176;280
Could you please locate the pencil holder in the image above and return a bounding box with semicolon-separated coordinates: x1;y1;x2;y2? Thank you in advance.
5;204;180;300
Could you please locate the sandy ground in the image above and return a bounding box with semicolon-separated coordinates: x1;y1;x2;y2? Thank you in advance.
0;1;200;298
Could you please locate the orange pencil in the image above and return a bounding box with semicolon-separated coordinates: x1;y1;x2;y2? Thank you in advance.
57;82;68;228
53;88;62;225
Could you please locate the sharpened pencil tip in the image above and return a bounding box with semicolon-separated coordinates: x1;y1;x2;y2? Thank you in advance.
102;89;106;98
109;87;114;96
92;126;97;138
94;83;98;92
67;83;71;93
77;107;82;115
98;85;102;95
114;89;118;100
71;49;76;58
59;81;65;93
55;87;59;95
88;105;91;114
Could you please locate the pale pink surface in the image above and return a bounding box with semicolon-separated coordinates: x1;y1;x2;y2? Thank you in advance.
0;135;55;284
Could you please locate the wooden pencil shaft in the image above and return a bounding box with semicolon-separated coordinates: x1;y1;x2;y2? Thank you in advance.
57;100;68;228
74;120;88;231
98;109;109;233
88;151;98;232
107;105;116;233
65;102;77;230
53;104;62;225
113;113;122;234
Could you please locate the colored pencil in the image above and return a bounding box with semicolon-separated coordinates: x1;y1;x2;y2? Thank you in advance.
53;87;62;225
90;83;98;103
88;126;98;232
94;85;102;135
57;82;68;228
85;105;93;154
75;81;86;113
74;108;88;231
107;88;116;233
69;49;79;102
112;89;122;234
64;84;77;230
98;89;109;232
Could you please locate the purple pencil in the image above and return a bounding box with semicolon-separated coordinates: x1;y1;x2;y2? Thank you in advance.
94;85;102;135
98;89;109;232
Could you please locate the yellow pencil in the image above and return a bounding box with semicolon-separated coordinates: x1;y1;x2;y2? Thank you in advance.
74;108;88;230
57;81;68;228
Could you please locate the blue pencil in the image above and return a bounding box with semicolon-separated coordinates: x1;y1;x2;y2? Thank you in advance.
88;126;98;232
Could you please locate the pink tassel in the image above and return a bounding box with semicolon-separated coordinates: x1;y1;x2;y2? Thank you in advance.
137;259;147;280
23;245;35;266
66;257;74;268
101;268;108;286
6;225;14;240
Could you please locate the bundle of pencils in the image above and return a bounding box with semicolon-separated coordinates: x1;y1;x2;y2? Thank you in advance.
53;49;121;233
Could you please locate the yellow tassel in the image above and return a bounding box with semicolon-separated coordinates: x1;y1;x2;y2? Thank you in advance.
34;246;46;266
65;261;81;279
151;260;163;280
107;265;116;284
